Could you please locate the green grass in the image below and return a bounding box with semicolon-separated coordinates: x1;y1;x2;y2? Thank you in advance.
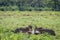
0;11;60;40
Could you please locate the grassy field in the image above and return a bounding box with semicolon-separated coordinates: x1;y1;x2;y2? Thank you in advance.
0;11;60;40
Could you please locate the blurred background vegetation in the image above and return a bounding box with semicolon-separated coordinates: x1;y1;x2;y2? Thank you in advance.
0;0;60;11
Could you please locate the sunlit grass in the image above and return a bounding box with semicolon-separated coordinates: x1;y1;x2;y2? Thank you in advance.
0;11;60;40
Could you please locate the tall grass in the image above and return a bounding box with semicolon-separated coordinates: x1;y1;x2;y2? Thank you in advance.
0;11;60;40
